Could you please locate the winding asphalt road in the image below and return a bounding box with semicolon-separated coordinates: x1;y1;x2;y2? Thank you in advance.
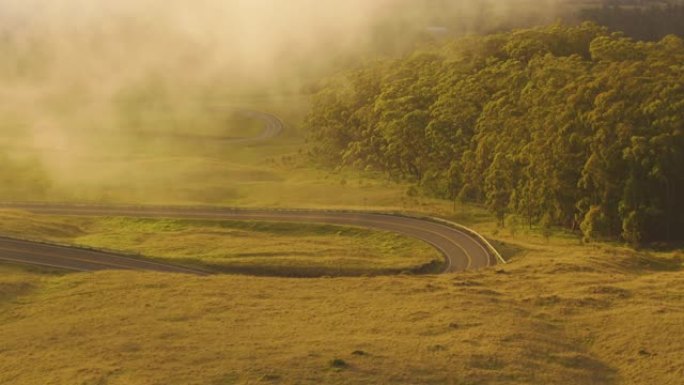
0;111;500;275
0;204;498;275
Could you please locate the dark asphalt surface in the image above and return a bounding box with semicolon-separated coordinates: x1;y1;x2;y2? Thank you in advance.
0;235;209;275
0;204;496;275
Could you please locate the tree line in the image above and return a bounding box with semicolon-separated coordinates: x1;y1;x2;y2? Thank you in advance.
306;23;684;244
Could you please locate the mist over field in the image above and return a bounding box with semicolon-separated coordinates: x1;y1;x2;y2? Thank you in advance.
0;0;563;201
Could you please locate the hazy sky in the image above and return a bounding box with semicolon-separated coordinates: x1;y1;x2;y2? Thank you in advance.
0;0;566;147
0;1;391;80
0;0;564;200
0;0;564;85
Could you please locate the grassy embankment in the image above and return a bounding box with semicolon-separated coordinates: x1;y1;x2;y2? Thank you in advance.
1;232;682;385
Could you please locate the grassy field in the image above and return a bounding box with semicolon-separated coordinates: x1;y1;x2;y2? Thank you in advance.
1;233;682;385
0;210;442;277
2;96;683;384
0;93;445;210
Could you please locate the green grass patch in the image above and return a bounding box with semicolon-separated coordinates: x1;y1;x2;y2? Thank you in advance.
0;211;443;277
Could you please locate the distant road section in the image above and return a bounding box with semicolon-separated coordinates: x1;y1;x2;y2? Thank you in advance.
134;109;284;144
235;110;284;143
0;204;498;275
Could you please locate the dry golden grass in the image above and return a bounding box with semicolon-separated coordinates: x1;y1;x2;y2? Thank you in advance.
1;234;682;385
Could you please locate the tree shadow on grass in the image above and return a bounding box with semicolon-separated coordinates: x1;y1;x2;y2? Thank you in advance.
625;252;682;272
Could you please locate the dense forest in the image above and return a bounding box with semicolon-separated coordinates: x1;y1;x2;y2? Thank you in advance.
306;23;684;244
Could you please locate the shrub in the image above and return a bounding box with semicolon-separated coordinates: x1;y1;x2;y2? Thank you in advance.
580;205;609;243
329;358;348;369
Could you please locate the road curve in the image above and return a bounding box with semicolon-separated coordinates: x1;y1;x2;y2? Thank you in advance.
0;204;498;275
134;109;283;144
234;110;284;143
0;111;497;275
